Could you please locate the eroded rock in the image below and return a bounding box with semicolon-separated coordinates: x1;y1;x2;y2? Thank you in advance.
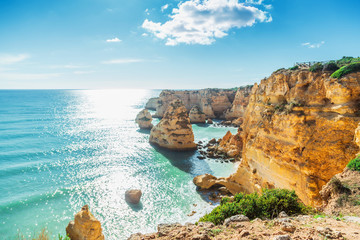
135;109;153;129
125;189;142;204
66;205;104;240
189;105;206;123
149;99;196;150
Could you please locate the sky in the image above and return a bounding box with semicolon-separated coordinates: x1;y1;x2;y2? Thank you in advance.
0;0;359;89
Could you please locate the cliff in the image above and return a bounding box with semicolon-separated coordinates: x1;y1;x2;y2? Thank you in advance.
224;69;360;206
135;109;153;129
149;99;196;150
146;88;251;119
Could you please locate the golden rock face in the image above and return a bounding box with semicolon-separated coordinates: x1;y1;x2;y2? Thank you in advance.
225;70;360;206
149;99;197;150
66;205;104;240
135;109;153;129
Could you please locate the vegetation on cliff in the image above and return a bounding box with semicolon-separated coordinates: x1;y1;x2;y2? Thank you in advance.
347;156;360;172
199;189;309;225
331;62;360;79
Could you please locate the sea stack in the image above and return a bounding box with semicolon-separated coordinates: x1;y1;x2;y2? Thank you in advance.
149;99;196;150
135;109;153;129
189;105;206;123
66;205;104;240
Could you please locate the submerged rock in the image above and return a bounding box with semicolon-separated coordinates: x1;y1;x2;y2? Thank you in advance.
66;205;104;240
189;105;206;123
135;109;153;129
125;189;142;204
149;99;196;150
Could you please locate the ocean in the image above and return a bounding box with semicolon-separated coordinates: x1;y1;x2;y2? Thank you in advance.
0;89;238;239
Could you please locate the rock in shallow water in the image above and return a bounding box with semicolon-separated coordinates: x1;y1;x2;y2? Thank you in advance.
125;189;142;204
149;99;196;150
135;109;153;129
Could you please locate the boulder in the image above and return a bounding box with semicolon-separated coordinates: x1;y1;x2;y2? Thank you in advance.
125;189;142;204
189;106;206;123
207;118;213;124
224;215;250;226
149;99;196;150
66;205;104;240
135;109;153;129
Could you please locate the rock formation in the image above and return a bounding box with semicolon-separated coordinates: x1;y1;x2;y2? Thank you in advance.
125;189;142;204
145;97;159;110
217;131;242;158
193;174;244;195
147;89;239;119
189;105;206;123
66;205;104;240
135;109;153;129
149;99;196;150
224;86;252;120
225;70;360;206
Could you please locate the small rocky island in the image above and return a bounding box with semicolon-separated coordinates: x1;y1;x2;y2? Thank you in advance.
149;99;197;150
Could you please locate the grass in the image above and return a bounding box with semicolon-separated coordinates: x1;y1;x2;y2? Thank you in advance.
199;189;310;225
309;62;323;72
331;62;360;79
16;229;70;240
209;228;223;236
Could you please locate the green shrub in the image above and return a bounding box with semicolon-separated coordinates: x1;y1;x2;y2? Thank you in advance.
322;62;339;72
199;189;309;225
347;156;360;171
289;65;299;70
309;62;323;72
331;62;360;79
336;56;360;67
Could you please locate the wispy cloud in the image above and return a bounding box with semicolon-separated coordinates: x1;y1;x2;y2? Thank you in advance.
101;58;144;64
142;0;272;46
302;41;325;48
73;70;95;75
0;72;61;80
106;37;122;43
49;64;89;69
0;54;30;65
161;4;169;12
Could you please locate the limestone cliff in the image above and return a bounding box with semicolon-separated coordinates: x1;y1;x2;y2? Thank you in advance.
147;89;239;119
149;99;196;150
145;97;160;110
189;105;206;123
225;70;360;206
224;86;252;120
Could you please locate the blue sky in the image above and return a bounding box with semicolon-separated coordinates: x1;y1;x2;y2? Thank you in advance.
0;0;359;89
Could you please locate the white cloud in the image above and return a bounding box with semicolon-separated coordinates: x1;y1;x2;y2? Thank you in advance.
101;58;144;64
302;41;325;49
245;0;264;4
106;37;122;43
0;54;30;65
49;64;89;69
142;33;149;37
161;4;169;12
145;8;150;15
142;0;272;46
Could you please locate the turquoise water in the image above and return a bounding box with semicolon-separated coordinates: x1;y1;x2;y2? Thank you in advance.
0;89;238;239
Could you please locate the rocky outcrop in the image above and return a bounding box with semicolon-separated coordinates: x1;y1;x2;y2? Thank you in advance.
226;70;360;206
320;167;360;216
125;189;142;204
145;97;160;110
193;174;244;195
135;109;153;129
189;105;206;123
66;205;104;240
128;215;360;239
148;89;238;119
224;86;252;120
217;131;242;158
149;99;196;150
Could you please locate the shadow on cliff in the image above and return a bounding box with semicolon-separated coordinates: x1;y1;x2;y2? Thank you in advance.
151;144;214;176
136;129;151;134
